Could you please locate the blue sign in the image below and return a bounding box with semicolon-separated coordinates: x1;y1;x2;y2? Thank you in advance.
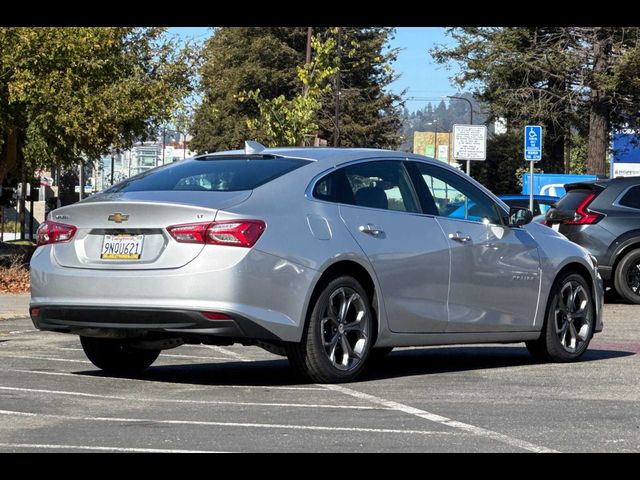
524;125;542;161
613;131;640;163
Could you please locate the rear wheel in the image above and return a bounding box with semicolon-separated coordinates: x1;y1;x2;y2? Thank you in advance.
526;272;594;362
613;249;640;304
80;336;160;374
287;276;373;383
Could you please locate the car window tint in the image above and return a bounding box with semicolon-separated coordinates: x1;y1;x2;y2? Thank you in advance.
619;185;640;209
414;163;503;224
538;201;555;215
341;161;419;213
105;157;310;193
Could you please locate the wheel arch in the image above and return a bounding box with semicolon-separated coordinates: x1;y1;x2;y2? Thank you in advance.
302;258;385;346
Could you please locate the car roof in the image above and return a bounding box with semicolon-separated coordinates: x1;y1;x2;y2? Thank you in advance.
196;147;437;166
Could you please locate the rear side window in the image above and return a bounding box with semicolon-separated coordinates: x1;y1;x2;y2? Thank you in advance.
554;190;592;213
618;185;640;209
105;157;310;193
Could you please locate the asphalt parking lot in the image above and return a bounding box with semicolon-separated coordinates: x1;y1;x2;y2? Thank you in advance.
0;293;638;453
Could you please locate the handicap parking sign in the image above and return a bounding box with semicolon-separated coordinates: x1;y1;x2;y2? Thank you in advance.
525;125;542;161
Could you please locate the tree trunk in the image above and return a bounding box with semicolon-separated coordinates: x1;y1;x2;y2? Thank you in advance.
0;126;19;187
587;29;612;176
587;97;609;176
541;120;565;174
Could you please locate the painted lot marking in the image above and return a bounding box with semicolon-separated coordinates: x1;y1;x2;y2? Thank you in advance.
0;442;224;453
5;368;328;391
0;409;458;436
53;347;232;361
0;354;91;364
0;386;390;411
210;346;559;453
323;384;558;453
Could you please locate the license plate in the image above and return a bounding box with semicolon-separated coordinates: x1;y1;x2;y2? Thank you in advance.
101;234;144;260
551;223;560;232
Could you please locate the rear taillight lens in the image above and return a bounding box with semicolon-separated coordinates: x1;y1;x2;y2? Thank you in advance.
563;193;602;225
36;221;77;247
167;220;265;248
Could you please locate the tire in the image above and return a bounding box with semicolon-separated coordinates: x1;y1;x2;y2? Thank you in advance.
613;249;640;304
526;272;595;362
80;336;160;374
286;276;373;383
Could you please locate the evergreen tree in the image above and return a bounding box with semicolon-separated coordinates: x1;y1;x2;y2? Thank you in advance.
191;27;403;152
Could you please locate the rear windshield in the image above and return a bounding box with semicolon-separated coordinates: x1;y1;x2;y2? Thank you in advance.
554;189;592;213
104;157;310;193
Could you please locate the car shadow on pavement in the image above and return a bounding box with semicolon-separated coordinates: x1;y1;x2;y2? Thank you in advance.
357;345;635;383
73;344;634;387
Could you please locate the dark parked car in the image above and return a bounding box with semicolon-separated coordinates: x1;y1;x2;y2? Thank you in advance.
544;177;640;303
499;195;559;217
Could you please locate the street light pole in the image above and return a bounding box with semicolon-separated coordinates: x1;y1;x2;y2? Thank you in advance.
447;95;473;175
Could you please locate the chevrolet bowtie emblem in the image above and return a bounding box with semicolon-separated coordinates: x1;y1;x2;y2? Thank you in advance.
108;213;129;223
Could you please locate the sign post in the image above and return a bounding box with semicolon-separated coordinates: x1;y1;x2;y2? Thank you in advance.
524;125;543;212
452;124;487;176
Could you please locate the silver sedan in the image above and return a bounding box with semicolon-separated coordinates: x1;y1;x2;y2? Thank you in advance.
30;143;604;383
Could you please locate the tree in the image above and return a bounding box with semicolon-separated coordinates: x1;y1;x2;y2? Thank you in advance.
0;27;194;187
190;28;308;152
432;27;640;176
241;34;337;147
191;27;404;152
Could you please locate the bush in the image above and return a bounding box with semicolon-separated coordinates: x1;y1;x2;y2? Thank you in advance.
0;241;36;267
1;221;20;233
0;256;30;293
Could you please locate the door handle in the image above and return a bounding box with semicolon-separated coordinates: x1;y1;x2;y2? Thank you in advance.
449;231;471;243
359;224;384;236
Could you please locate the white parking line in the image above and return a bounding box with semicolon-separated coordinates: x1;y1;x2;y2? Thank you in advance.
199;345;249;362
219;348;559;453
6;368;328;391
0;354;91;364
0;386;391;411
54;347;231;361
0;442;225;453
323;384;558;453
0;409;458;436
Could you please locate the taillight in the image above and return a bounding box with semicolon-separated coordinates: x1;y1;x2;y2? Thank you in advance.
36;221;77;247
563;193;602;225
167;220;265;248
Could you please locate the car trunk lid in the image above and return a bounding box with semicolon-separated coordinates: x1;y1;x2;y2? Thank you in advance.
50;191;251;270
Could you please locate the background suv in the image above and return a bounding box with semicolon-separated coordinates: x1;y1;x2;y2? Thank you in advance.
545;177;640;303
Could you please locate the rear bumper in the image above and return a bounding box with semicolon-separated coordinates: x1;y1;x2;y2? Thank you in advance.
30;306;279;341
29;245;318;343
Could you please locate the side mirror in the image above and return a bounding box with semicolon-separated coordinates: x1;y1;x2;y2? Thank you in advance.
509;206;533;227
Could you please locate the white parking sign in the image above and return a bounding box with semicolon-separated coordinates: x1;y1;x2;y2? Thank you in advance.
453;125;487;161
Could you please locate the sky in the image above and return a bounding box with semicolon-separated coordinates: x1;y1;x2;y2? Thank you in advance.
166;27;461;112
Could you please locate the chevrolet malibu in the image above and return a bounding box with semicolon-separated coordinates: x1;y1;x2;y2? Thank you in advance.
30;143;604;383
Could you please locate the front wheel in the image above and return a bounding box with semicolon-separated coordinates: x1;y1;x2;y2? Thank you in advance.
287;276;373;383
526;272;594;362
80;336;160;374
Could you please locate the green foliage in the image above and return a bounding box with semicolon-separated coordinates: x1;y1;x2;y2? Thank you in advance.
0;27;194;185
470;131;531;195
241;35;337;147
190;27;403;152
432;27;640;176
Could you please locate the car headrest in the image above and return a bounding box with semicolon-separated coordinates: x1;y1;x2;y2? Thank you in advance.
355;186;388;210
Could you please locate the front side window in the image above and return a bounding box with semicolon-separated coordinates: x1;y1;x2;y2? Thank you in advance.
412;162;503;225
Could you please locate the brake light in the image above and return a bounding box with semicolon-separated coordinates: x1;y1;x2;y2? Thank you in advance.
36;221;77;246
562;193;601;225
167;220;265;248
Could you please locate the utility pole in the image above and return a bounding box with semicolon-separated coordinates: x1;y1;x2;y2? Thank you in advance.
161;126;166;167
78;159;85;201
110;150;115;186
19;156;26;241
333;27;342;148
304;27;312;97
